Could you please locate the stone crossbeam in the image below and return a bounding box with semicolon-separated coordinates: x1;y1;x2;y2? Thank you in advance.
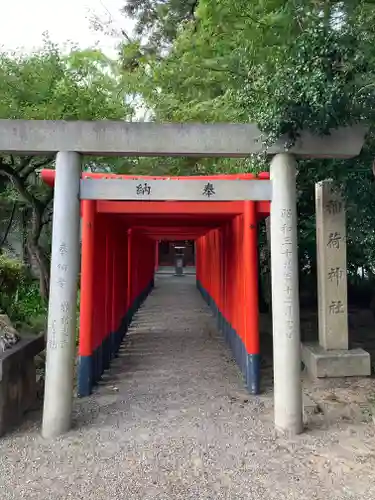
0;120;367;158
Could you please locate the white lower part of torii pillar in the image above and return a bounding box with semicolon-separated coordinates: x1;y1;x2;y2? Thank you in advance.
270;153;303;436
42;151;81;439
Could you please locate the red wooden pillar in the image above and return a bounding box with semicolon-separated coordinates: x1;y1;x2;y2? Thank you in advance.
89;215;106;385
218;225;225;339
155;240;159;271
225;222;230;338
127;228;133;317
195;238;200;285
233;215;241;366
78;200;95;397
243;200;260;394
111;228;118;355
114;228;127;339
120;230;128;334
103;222;113;370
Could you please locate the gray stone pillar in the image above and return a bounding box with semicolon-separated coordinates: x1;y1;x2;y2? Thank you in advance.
42;152;81;438
270;153;303;436
316;180;348;349
174;255;184;276
302;180;371;378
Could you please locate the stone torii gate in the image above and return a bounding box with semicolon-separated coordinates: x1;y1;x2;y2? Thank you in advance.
0;120;367;439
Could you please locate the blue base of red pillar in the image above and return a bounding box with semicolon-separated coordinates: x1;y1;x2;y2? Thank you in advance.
246;353;260;395
78;355;93;397
78;278;155;398
94;344;103;383
196;279;261;395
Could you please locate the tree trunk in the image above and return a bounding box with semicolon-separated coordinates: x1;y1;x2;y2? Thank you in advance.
26;207;50;303
0;157;53;303
0;202;16;251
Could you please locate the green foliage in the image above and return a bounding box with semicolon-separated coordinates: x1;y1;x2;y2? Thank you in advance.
123;1;375;135
122;0;199;51
0;254;24;295
0;38;133;203
119;0;375;278
0;255;46;330
9;282;47;331
0;39;134;303
0;40;130;121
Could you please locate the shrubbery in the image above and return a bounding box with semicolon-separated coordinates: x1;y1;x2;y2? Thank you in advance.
0;254;47;332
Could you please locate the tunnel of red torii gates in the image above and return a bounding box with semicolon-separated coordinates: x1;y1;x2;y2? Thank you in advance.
41;169;271;397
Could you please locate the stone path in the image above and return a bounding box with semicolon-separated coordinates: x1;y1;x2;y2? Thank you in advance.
1;275;375;499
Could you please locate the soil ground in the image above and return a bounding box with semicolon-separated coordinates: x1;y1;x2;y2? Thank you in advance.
1;274;375;499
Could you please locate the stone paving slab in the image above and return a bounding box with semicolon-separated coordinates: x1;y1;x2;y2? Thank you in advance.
1;275;375;499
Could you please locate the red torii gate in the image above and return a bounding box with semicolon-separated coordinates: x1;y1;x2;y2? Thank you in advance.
41;169;270;397
1;120;365;439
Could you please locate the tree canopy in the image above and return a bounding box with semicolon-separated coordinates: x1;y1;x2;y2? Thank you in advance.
0;40;131;299
122;0;199;50
119;0;375;282
2;1;375;311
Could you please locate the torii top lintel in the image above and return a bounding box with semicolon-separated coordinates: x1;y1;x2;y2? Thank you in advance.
0;120;367;158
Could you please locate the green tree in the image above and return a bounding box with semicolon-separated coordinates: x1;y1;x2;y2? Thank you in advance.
119;0;375;291
122;0;199;50
0;40;131;300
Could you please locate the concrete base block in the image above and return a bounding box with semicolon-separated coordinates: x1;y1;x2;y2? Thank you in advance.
0;334;45;437
301;342;371;378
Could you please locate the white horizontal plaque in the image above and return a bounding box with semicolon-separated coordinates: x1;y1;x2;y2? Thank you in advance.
80;178;272;201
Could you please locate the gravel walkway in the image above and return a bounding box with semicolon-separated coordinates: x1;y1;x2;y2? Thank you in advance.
1;275;375;499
